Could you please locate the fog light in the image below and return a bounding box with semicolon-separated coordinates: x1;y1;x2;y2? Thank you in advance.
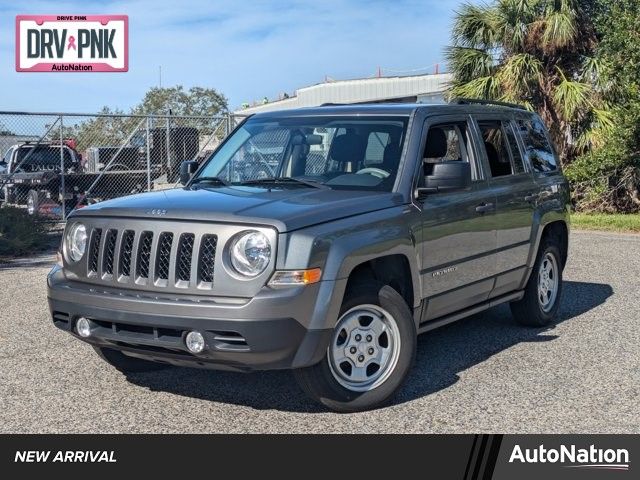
76;317;91;338
185;331;205;353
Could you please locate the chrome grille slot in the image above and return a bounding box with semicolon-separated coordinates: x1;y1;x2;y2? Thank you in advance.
118;230;135;278
155;232;174;283
176;233;195;284
101;229;118;277
88;228;102;275
136;231;154;279
198;234;218;286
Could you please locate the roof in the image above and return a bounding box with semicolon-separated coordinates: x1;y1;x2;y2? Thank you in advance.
235;73;453;115
246;102;530;119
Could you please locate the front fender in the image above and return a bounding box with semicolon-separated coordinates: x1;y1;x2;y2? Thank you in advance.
277;206;422;329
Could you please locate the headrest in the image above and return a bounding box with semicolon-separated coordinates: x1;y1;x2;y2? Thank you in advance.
330;132;366;163
382;142;401;169
424;128;448;158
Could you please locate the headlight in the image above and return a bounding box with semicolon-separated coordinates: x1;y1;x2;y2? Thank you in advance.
229;231;271;277
65;223;87;262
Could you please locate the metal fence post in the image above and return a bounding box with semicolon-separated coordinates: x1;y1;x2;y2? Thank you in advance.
165;114;171;181
59;114;65;221
146;116;151;191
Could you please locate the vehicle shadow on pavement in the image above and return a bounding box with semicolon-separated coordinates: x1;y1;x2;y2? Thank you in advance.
124;280;613;413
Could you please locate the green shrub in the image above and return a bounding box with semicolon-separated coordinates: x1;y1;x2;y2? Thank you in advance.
0;206;51;258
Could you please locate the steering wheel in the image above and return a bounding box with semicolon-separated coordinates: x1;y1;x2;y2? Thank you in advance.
355;167;390;179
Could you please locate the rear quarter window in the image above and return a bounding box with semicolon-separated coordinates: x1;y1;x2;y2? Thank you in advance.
517;117;558;172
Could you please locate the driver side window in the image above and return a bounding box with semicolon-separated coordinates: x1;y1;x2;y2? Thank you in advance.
422;123;477;181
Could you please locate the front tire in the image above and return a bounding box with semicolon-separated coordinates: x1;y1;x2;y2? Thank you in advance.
93;346;169;373
510;237;563;327
294;281;416;412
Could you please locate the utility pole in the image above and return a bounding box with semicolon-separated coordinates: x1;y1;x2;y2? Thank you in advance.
159;66;162;88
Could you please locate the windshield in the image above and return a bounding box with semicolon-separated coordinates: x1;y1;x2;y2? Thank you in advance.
195;115;409;191
15;146;73;172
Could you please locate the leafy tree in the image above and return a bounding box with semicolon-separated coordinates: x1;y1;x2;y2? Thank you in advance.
565;0;640;212
445;0;611;163
132;85;228;116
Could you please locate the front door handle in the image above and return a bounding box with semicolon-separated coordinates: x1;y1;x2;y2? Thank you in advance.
524;193;539;202
475;202;495;214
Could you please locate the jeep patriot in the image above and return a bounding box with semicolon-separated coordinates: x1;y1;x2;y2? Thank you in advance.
48;101;570;412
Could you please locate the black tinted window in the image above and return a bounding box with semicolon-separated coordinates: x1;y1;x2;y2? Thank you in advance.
479;122;512;177
15;147;73;172
517;117;557;172
504;122;525;174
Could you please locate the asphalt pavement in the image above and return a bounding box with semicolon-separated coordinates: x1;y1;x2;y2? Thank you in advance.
0;231;638;433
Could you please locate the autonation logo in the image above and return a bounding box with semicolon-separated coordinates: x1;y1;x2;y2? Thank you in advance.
509;444;630;471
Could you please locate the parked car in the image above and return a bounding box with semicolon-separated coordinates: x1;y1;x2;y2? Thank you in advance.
48;101;570;412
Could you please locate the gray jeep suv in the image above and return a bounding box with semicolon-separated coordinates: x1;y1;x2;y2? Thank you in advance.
48;101;570;412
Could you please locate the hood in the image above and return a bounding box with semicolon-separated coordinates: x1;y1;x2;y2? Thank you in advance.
73;186;406;232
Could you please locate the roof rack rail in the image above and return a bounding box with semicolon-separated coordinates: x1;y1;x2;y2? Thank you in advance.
452;97;527;110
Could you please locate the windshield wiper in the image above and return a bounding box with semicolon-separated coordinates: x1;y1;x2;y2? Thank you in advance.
190;176;229;188
239;177;329;189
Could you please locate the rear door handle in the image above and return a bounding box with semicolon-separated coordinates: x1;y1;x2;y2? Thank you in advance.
475;202;495;214
524;193;539;202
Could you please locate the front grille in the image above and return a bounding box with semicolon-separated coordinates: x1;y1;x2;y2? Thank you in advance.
118;230;135;277
88;228;102;274
155;232;174;281
83;227;224;290
102;229;118;275
198;234;218;284
136;231;154;279
176;233;195;282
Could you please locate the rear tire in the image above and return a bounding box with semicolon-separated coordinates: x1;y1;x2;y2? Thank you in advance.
26;189;43;215
294;281;416;412
93;346;169;373
510;236;563;327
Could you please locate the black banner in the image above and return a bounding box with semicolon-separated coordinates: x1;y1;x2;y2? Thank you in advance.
0;435;636;478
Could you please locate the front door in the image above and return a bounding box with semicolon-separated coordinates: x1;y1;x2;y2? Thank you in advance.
417;117;498;321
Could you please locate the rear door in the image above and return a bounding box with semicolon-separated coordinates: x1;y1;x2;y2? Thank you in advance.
417;115;498;321
472;115;537;297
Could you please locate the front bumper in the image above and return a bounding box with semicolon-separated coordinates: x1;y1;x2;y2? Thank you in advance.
47;266;340;371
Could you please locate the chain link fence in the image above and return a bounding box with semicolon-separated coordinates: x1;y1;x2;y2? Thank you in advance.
0;111;243;221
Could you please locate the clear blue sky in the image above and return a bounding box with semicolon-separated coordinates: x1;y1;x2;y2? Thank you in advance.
1;0;464;113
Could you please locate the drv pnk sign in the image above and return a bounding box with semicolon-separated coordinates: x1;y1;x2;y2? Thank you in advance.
15;15;128;72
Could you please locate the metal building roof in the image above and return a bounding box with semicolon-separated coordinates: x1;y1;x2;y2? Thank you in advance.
235;73;453;115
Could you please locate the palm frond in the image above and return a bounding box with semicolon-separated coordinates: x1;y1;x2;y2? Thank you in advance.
576;109;615;150
450;76;501;100
452;3;501;49
445;46;496;82
497;53;542;95
552;68;592;119
541;0;577;51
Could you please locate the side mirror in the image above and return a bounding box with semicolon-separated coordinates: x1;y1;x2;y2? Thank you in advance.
416;161;471;197
179;160;199;185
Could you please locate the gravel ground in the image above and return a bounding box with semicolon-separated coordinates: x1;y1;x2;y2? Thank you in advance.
0;231;638;433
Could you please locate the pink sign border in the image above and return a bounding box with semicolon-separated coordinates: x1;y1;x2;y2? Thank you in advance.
15;14;129;72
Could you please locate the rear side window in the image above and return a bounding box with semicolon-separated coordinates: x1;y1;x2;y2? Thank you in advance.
478;122;512;177
517;117;557;172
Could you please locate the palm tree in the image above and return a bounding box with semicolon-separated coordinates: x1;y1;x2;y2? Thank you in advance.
445;0;612;164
